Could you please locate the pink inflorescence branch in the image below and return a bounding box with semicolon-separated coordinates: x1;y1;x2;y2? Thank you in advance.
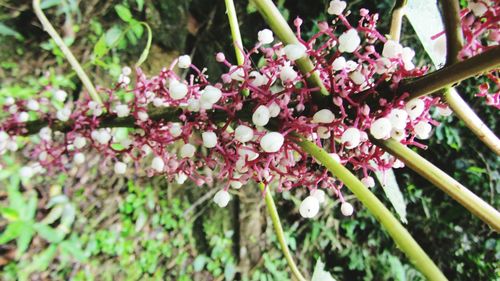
0;4;490;217
459;1;499;107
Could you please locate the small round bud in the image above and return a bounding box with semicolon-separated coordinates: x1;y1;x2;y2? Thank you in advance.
370;117;392;139
299;196;320;218
284;44;307;61
313;109;335;123
151;156;165;172
169;80;188;100
169;123;183;137
180;143;196;158
74;153;85;165
27;100;40;111
414;121;432;139
338;29;360;53
213;190;231;207
252;105;270;127
340;202;354;216
235;125;254;143
114;104;130;117
327;0;347;15
312;189;326;204
74;136;86;149
114;161;127;174
332;56;347;71
18;112;29;122
215;52;226;62
121;66;132;76
260;132;284;153
279;65;298;82
54;90;67;102
20;166;34;179
268;102;281;118
361;176;375;188
341;127;361;149
405;98;425;120
202;131;217;148
200;86;222;105
257;29;274;44
382;40;403;58
230;180;243;189
56;107;71;122
177;55;191;69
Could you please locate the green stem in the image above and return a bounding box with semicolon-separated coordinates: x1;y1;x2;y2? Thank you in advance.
439;0;500;155
251;0;329;96
444;88;500;155
259;183;307;281
400;46;500;99
373;138;500;231
32;0;103;105
295;136;448;281
389;0;408;42
224;0;245;66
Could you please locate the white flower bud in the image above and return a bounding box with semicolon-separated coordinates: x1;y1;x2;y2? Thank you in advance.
402;47;415;70
176;172;188;184
332;56;347;71
121;66;132;76
280;65;298;82
340;202;354;216
114;161;127;174
180;143;196;158
327;0;347;15
187;98;200;112
260;132;284;153
4;97;15;106
74;136;86;149
177;55;191;68
252;105;270;127
27;100;39;111
169;80;188;100
114;104;130;117
202;131;217;148
341;127;361;149
230;180;243;189
382;40;404;58
137;111;149;122
18;112;29;122
56;107;71;122
388;109;408;129
54;90;67;102
312;189;326;204
258;29;274;44
39;127;52;141
91;129;111;145
213;190;231;207
268;102;281;117
370;117;392;139
338;29;360;53
249;71;267;87
350;70;365;85
284;44;307;61
19;166;34;179
238;146;259;161
151;156;165;172
414;121;432;139
235;125;254;143
361;176;375;188
230;66;245;81
405;98;425;120
200;86;222;105
313;109;335;123
169;123;183;137
74;153;85;165
299;196;320;218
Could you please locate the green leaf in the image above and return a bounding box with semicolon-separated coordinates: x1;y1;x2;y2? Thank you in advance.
311;259;336;281
134;22;152;67
93;35;107;58
224;262;237;281
0;221;24;244
33;223;64;243
30;245;57;271
40;0;61;9
193;255;207;272
0;207;19;221
375;168;408;224
0;23;24;40
16;224;35;256
136;0;144;11
24;193;38;221
60;239;87;261
105;26;123;46
115;4;133;22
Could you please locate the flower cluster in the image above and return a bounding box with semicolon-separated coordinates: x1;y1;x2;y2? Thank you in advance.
460;0;499;108
1;2;452;218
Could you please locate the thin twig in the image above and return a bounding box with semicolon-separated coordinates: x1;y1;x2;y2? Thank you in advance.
32;0;103;105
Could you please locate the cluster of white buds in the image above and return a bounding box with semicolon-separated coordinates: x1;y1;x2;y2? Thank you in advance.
118;66;132;86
